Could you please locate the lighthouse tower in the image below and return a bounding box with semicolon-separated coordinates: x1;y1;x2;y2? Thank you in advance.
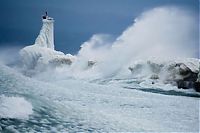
19;12;75;71
35;12;55;50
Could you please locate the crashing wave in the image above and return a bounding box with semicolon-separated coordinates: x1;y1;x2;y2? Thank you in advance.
19;8;200;91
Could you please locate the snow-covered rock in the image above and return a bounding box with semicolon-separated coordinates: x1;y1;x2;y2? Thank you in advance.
197;63;200;82
128;58;200;90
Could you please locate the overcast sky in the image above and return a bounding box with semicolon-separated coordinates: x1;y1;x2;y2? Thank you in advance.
0;0;198;54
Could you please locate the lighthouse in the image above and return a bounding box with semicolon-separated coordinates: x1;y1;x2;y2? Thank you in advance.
34;12;55;50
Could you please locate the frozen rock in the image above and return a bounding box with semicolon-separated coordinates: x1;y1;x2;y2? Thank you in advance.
128;58;200;91
87;60;96;68
194;63;200;92
150;74;159;80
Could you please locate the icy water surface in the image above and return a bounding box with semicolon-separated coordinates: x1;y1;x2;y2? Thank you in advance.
0;64;199;132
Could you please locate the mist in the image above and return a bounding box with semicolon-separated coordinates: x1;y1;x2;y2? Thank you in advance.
0;45;22;66
75;6;198;77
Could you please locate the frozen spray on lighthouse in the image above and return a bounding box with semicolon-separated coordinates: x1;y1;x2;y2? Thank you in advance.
35;12;54;49
20;12;75;73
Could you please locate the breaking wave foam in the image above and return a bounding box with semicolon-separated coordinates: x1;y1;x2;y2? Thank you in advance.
0;95;33;120
76;6;198;78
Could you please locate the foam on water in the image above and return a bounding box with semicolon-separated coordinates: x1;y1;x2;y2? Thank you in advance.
0;95;33;120
0;59;199;132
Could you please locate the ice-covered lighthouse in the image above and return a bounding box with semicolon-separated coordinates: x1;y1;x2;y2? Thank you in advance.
19;12;75;71
34;12;55;50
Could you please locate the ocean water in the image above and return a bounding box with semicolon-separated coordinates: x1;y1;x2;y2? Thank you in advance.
0;63;199;132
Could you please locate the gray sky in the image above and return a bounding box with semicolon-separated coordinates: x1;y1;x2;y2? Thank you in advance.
0;0;198;54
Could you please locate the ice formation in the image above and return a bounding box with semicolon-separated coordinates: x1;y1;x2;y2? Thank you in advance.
20;14;75;73
128;58;199;90
35;16;54;49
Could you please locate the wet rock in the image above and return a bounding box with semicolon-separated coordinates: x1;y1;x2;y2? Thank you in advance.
150;74;159;80
49;57;72;66
194;82;200;92
194;65;200;92
165;62;199;90
128;59;199;91
87;61;96;68
128;67;133;72
176;71;198;90
179;63;191;75
177;80;194;89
